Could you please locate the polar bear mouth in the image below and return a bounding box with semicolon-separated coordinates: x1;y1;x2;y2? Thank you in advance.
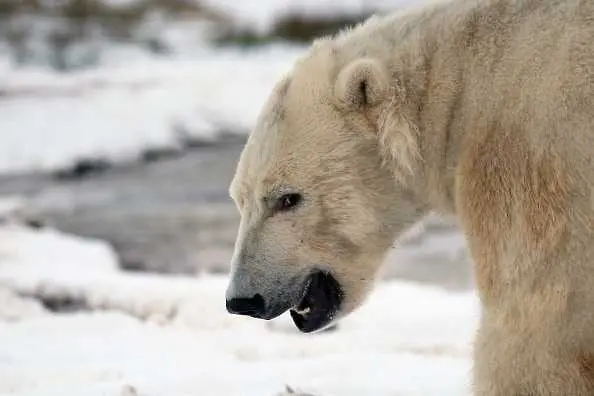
289;271;343;333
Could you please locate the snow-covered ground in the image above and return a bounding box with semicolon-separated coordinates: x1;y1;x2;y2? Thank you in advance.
0;200;480;396
0;44;305;174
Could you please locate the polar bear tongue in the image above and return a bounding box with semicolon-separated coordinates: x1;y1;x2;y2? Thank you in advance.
290;271;342;333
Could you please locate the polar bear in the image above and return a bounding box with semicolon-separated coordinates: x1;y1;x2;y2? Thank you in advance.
225;0;594;394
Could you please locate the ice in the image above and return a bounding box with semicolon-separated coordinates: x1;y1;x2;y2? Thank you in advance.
0;220;480;396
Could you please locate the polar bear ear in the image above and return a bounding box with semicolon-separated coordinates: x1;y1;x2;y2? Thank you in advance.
335;58;390;109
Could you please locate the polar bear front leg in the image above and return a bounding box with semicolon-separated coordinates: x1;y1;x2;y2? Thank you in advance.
472;314;594;396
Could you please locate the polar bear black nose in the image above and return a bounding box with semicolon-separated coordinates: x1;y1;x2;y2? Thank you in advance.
226;294;266;319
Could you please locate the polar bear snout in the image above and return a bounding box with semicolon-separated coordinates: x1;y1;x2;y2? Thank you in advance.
226;294;267;319
225;265;301;321
226;264;344;333
225;288;293;321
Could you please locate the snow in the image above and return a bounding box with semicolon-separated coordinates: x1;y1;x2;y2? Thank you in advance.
0;286;46;321
0;45;304;174
0;197;27;223
0;215;480;396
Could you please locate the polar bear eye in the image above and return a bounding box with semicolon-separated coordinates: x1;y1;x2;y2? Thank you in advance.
276;193;302;212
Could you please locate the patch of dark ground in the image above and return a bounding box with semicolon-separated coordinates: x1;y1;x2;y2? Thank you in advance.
31;293;89;314
0;139;474;291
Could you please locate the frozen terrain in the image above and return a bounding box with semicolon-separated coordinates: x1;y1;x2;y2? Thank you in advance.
0;45;304;174
0;207;479;396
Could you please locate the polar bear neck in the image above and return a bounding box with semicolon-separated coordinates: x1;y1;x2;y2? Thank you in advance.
325;0;575;215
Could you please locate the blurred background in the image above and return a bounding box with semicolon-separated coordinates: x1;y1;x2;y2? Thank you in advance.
0;0;474;306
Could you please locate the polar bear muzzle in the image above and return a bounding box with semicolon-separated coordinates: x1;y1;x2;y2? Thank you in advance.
289;270;343;333
226;269;343;333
